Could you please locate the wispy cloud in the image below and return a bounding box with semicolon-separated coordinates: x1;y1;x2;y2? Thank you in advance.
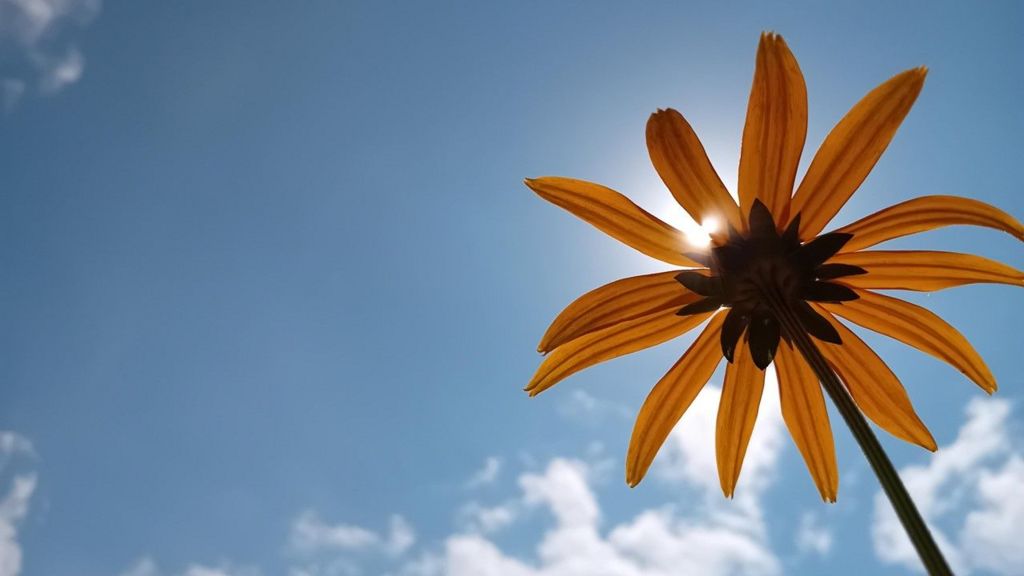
0;431;36;576
288;508;415;557
118;557;261;576
872;397;1024;575
0;0;100;108
465;456;502;489
557;390;632;424
794;511;832;557
456;500;518;534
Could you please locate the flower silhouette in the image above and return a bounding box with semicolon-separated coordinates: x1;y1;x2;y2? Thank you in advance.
525;32;1023;501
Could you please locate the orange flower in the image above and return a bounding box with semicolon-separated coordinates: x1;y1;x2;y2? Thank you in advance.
525;33;1023;502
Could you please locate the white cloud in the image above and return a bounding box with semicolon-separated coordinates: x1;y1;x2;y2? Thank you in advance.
0;434;33;459
288;510;416;575
558;390;631;423
0;0;99;104
117;557;259;576
0;431;37;576
290;511;382;553
387;374;787;576
872;397;1024;575
395;452;782;576
794;511;832;557
466;457;502;488
0;474;36;576
456;501;518;534
119;557;160;576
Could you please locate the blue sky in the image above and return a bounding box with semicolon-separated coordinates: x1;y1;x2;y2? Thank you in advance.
0;1;1022;575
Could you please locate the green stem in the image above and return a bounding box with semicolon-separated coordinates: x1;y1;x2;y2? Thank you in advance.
766;295;953;576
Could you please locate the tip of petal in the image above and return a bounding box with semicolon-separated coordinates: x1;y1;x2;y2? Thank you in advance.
625;462;645;487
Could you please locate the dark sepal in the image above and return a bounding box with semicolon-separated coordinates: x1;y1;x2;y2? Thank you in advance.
747;311;780;369
720;307;749;363
793;232;853;268
683;250;713;267
711;243;745;272
748;199;778;240
793;300;842;344
781;213;801;248
727;222;744;244
815;263;867;280
674;270;720;297
801;281;859;302
676;296;723;316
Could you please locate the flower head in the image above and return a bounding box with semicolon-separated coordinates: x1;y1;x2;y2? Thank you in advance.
525;33;1024;501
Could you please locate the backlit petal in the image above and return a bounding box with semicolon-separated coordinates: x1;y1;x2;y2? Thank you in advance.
835;195;1024;252
790;68;927;239
527;309;714;397
775;340;838;502
647;109;742;239
821;290;996;393
538;271;704;353
813;305;936;450
738;33;807;226
626;313;725;486
525;177;703;267
716;342;766;497
829;251;1024;292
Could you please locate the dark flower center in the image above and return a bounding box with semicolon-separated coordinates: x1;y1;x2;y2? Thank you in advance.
675;200;866;370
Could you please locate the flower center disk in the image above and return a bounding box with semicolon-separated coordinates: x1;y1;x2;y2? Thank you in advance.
674;200;867;370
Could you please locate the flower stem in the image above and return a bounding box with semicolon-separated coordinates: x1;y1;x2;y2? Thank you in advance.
767;297;953;576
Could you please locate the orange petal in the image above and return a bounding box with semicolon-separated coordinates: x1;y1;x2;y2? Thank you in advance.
646;109;742;239
829;250;1024;292
626;313;725;486
525;177;703;267
538;271;704;353
738;33;807;226
813;305;936;450
527;309;714;397
790;68;927;239
821;290;996;393
716;340;766;497
835;195;1024;252
775;340;838;502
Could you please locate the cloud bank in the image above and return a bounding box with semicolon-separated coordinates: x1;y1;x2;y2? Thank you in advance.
872;397;1024;575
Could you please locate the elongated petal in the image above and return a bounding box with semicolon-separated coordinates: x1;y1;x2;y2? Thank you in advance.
790;68;927;239
626;313;725;486
738;33;807;225
526;177;703;267
821;290;996;392
647;109;742;238
835;195;1024;252
812;305;936;450
539;271;704;353
829;251;1024;292
527;309;714;397
716;342;766;497
775;340;838;501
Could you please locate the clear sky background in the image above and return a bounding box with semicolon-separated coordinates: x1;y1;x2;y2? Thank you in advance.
0;2;1022;575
